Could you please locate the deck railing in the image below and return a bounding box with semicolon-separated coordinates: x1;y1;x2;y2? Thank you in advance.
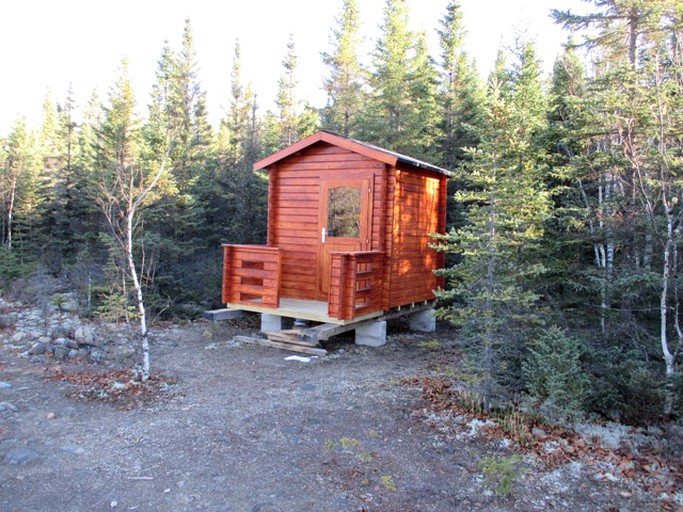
222;245;281;309
328;251;385;321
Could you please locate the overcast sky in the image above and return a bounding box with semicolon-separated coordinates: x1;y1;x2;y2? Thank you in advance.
0;0;586;135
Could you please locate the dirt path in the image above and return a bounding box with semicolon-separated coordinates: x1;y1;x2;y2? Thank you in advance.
0;315;668;511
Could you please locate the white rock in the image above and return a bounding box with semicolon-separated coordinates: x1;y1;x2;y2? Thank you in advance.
11;332;26;343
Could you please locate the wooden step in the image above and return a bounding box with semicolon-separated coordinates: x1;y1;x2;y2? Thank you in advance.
264;329;321;347
234;335;328;356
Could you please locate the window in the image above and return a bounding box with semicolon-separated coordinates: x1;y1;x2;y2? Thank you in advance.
328;186;361;238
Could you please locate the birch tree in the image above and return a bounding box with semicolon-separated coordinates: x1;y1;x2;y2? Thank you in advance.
94;59;173;380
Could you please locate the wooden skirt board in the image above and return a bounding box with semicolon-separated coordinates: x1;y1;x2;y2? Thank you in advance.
226;298;383;325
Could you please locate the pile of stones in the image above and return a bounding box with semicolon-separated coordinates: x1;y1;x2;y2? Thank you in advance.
0;295;137;365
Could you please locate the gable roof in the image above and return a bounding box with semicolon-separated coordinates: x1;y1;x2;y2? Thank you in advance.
253;130;453;176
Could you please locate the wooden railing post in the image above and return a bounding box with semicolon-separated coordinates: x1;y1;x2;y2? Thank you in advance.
222;244;233;304
342;254;357;321
328;250;385;321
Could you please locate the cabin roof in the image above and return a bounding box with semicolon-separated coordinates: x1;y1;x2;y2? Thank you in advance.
253;130;453;176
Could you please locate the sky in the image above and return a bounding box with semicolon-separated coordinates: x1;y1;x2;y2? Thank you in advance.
0;0;587;136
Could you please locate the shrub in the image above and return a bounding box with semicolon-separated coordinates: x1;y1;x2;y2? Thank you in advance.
0;247;36;292
522;325;590;421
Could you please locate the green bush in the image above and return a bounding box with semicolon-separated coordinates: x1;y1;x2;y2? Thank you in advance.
584;348;665;424
0;247;36;292
522;325;590;421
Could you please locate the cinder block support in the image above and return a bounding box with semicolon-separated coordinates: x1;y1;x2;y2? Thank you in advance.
204;308;248;321
355;320;387;347
408;308;436;333
261;313;283;333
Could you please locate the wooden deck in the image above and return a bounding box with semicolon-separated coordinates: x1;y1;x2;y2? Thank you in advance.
226;298;383;325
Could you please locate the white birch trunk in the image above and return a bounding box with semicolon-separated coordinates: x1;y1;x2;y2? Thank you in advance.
126;210;151;381
661;214;676;417
6;175;17;249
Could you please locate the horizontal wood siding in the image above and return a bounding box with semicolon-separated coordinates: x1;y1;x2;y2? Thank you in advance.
388;168;446;308
270;143;384;300
328;251;384;320
222;245;281;309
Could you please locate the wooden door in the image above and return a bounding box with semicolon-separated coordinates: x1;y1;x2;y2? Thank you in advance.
318;177;372;299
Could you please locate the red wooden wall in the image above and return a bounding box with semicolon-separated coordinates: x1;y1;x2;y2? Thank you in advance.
268;143;384;301
386;167;446;308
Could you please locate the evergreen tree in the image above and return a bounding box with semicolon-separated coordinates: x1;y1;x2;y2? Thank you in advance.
274;34;300;150
33;91;71;268
204;39;267;247
321;0;366;137
437;0;484;169
217;39;254;165
363;0;414;151
436;43;552;408
363;0;443;158
1;118;39;250
143;19;216;314
406;31;441;161
264;34;319;154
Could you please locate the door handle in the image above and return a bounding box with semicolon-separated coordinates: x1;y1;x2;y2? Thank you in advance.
321;227;327;243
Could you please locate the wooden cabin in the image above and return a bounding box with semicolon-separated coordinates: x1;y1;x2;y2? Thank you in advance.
221;131;450;332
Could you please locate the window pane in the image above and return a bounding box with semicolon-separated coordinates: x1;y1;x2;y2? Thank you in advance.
328;186;361;238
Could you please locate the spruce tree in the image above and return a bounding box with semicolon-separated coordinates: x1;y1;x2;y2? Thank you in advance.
274;34;300;150
437;0;484;169
364;0;414;151
2;118;39;251
321;0;366;137
436;42;552;408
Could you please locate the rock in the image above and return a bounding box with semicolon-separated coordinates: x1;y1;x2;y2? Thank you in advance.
47;412;57;419
532;427;547;438
90;349;107;363
11;332;26;344
55;338;79;350
115;344;135;359
74;326;95;344
4;447;40;465
67;349;79;359
37;336;52;344
0;382;11;389
0;402;19;413
60;445;85;455
51;325;73;339
53;345;69;360
28;342;47;355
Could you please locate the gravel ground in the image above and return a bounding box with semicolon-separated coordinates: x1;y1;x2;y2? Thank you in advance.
0;312;668;512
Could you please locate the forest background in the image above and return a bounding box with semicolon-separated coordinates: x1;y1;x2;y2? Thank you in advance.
1;0;682;423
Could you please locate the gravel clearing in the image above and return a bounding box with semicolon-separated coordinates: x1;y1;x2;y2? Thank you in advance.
0;299;671;511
